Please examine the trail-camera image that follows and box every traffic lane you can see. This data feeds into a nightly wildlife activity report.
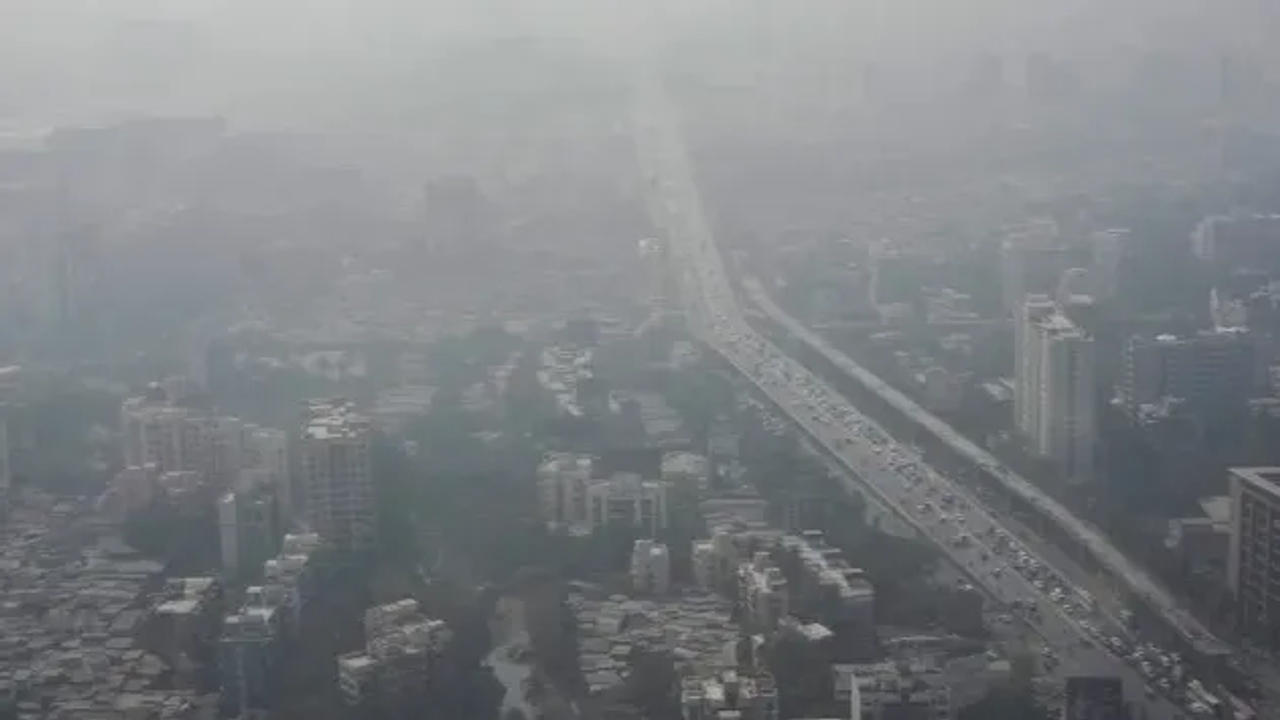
[654,169,1189,720]
[751,368,1184,719]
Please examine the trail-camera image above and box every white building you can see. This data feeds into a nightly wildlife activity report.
[299,399,375,554]
[630,539,671,595]
[1014,294,1096,484]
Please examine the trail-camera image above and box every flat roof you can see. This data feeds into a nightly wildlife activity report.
[1232,467,1280,501]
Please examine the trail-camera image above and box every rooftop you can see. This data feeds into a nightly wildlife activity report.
[303,398,370,440]
[1231,467,1280,501]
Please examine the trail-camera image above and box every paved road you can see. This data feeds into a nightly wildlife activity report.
[744,275,1228,662]
[632,73,1200,720]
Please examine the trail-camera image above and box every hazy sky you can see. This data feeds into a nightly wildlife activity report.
[1,0,1277,131]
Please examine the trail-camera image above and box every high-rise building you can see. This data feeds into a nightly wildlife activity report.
[1228,467,1280,649]
[776,532,875,658]
[1014,294,1055,439]
[1090,229,1132,302]
[299,399,375,555]
[586,473,669,537]
[1064,676,1128,720]
[218,489,277,577]
[1015,295,1096,483]
[1117,330,1259,421]
[219,604,284,718]
[337,599,452,711]
[1193,213,1280,274]
[999,221,1088,315]
[737,551,789,633]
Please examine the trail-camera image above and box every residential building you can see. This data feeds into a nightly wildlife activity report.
[694,522,770,593]
[241,425,291,522]
[337,599,452,711]
[1090,229,1132,302]
[1227,467,1280,648]
[586,472,669,536]
[1192,213,1280,273]
[834,661,951,720]
[218,489,278,577]
[219,604,284,718]
[537,452,594,528]
[776,532,875,659]
[1117,330,1260,422]
[262,532,324,629]
[662,451,710,492]
[681,671,779,720]
[737,552,789,633]
[1064,676,1128,720]
[299,399,375,554]
[999,221,1087,314]
[631,539,671,595]
[148,577,224,680]
[1014,295,1096,484]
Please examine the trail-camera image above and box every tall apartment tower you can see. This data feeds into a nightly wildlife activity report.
[1015,295,1096,484]
[299,400,375,555]
[1228,467,1280,649]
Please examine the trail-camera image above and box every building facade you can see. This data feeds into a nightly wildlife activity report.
[1117,330,1259,421]
[1015,295,1096,484]
[1228,467,1280,649]
[299,399,375,555]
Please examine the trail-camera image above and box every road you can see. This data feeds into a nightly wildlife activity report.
[744,275,1227,663]
[632,72,1214,720]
